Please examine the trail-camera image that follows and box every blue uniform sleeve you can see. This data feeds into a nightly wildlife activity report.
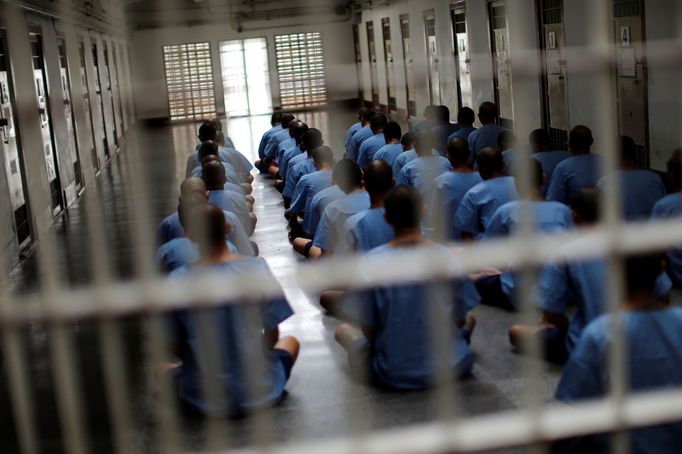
[546,165,567,203]
[357,142,369,168]
[536,261,571,314]
[313,208,334,251]
[340,290,377,327]
[453,192,480,238]
[485,206,509,239]
[265,135,279,159]
[396,167,410,187]
[453,278,480,322]
[224,211,255,256]
[186,154,199,178]
[289,179,310,214]
[555,326,605,402]
[283,163,299,198]
[258,132,271,160]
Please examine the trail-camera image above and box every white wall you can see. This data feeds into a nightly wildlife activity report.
[130,20,358,120]
[353,0,679,169]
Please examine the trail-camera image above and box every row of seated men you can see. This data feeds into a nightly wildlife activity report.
[153,110,681,453]
[254,104,682,452]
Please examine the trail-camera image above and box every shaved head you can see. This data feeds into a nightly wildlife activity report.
[569,125,594,152]
[364,160,393,195]
[180,177,208,201]
[476,147,505,179]
[478,102,498,124]
[202,160,227,189]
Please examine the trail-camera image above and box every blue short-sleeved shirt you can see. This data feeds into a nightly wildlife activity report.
[537,237,672,352]
[279,145,301,181]
[290,170,333,214]
[276,138,295,164]
[429,172,484,240]
[157,238,238,273]
[157,211,254,256]
[220,147,253,178]
[556,307,682,454]
[208,190,252,232]
[258,124,282,159]
[344,208,395,253]
[448,126,477,143]
[192,162,243,184]
[651,193,682,284]
[345,121,363,151]
[357,134,388,169]
[432,124,460,153]
[454,176,518,239]
[546,153,602,204]
[502,148,515,175]
[186,148,236,178]
[169,258,293,415]
[313,192,370,252]
[265,128,292,159]
[374,144,404,168]
[347,126,374,162]
[304,185,345,237]
[392,149,417,177]
[396,156,453,195]
[486,200,574,238]
[342,244,479,390]
[530,151,573,196]
[597,170,666,221]
[467,124,505,155]
[284,157,315,199]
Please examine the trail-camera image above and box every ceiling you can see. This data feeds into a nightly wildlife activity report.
[124,0,352,30]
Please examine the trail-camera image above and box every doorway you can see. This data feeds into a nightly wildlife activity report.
[219,38,272,117]
[30,31,63,214]
[400,15,417,118]
[381,18,397,114]
[57,38,83,191]
[92,42,110,159]
[613,0,649,167]
[366,22,380,110]
[538,0,570,150]
[0,30,31,245]
[78,41,99,172]
[424,11,441,105]
[488,1,514,130]
[451,3,473,110]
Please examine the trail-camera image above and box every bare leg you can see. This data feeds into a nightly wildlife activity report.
[274,336,300,363]
[240,183,253,194]
[320,290,345,315]
[293,238,311,256]
[308,245,322,260]
[508,324,543,351]
[248,213,257,235]
[334,324,364,352]
[245,195,255,205]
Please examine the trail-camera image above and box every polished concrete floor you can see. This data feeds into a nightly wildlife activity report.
[1,109,564,453]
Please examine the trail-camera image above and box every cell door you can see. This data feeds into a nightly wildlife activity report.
[614,0,649,167]
[451,5,473,110]
[112,45,126,137]
[382,18,397,113]
[0,31,31,244]
[400,16,417,118]
[366,22,380,109]
[538,0,570,150]
[353,24,364,101]
[79,42,99,172]
[424,11,441,105]
[30,33,63,213]
[103,43,119,147]
[92,43,109,159]
[488,2,514,129]
[57,38,83,190]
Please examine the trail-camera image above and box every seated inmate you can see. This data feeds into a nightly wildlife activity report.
[167,205,299,417]
[553,252,682,454]
[334,186,479,390]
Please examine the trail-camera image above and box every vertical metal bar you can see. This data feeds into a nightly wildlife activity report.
[587,1,629,452]
[506,2,545,453]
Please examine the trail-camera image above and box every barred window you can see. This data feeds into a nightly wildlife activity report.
[274,32,327,109]
[162,42,216,121]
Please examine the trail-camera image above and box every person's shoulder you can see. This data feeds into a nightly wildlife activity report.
[544,200,572,213]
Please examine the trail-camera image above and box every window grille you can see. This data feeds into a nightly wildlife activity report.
[162,42,216,121]
[274,32,327,110]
